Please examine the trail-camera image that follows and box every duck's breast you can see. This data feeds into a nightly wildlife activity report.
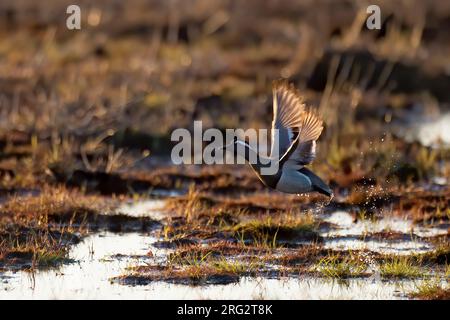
[275,169,312,194]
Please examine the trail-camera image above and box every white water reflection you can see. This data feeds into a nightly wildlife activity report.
[322,211,448,238]
[0,207,446,299]
[323,238,433,255]
[0,232,157,299]
[321,211,445,255]
[117,199,167,219]
[395,111,450,148]
[0,231,428,300]
[415,113,450,148]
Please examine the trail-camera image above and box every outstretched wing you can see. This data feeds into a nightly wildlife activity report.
[270,80,305,159]
[282,109,323,168]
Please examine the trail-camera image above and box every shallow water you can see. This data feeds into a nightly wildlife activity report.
[321,211,445,255]
[323,238,433,255]
[394,111,450,148]
[117,199,167,219]
[0,201,446,299]
[322,211,447,237]
[0,232,155,299]
[0,231,428,300]
[415,113,450,148]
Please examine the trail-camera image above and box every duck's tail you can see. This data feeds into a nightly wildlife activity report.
[298,167,333,198]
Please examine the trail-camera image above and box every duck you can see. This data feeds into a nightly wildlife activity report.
[221,80,333,198]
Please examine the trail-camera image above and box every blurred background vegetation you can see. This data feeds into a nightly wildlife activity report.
[0,0,449,189]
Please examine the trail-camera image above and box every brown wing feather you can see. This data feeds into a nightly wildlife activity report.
[297,110,323,143]
[273,80,324,165]
[272,79,305,130]
[279,107,324,166]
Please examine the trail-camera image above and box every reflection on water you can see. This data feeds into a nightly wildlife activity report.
[0,232,156,299]
[117,199,167,219]
[0,231,434,300]
[415,113,450,148]
[321,211,445,255]
[322,211,447,237]
[0,204,446,299]
[395,112,450,148]
[323,238,433,255]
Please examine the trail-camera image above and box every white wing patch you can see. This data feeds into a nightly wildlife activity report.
[270,80,305,158]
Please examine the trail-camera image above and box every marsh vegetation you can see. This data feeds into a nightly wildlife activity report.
[0,0,449,299]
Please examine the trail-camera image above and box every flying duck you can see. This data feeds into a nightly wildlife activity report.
[221,80,333,198]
